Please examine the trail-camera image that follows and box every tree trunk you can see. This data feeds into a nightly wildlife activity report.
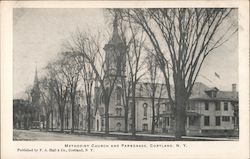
[131,83,136,137]
[51,109,53,132]
[66,110,69,130]
[71,95,75,133]
[124,100,129,133]
[46,114,50,132]
[151,99,155,134]
[174,76,187,139]
[60,115,64,133]
[104,99,110,135]
[60,111,64,132]
[87,100,91,133]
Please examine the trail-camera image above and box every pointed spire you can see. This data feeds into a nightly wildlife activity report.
[110,12,122,44]
[31,62,40,105]
[112,13,118,37]
[34,62,38,85]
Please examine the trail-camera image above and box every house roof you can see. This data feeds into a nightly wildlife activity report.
[190,82,238,101]
[134,82,238,102]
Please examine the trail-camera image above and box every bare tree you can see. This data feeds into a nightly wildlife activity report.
[120,67,131,133]
[119,8,237,138]
[65,104,70,130]
[113,9,148,136]
[39,76,54,132]
[74,53,94,133]
[59,52,82,133]
[64,28,121,135]
[46,60,69,133]
[143,51,164,134]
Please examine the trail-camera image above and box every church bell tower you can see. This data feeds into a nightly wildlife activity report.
[103,13,126,131]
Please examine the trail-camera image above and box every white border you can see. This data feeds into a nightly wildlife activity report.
[1,1,249,159]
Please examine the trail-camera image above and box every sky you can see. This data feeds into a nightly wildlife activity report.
[13,8,238,99]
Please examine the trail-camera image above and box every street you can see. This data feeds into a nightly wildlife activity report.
[13,129,238,141]
[13,129,117,141]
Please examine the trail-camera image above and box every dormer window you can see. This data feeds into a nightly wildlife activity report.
[205,87,219,98]
[211,91,216,98]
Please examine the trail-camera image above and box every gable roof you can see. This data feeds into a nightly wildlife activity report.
[190,82,238,101]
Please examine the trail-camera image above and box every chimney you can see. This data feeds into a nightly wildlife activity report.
[232,84,237,98]
[232,84,237,92]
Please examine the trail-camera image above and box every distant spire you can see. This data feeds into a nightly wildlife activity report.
[31,62,40,106]
[34,62,39,87]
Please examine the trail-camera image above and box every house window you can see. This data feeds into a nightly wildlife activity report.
[129,124,132,131]
[142,124,148,131]
[224,102,228,111]
[215,102,221,111]
[156,103,160,115]
[222,116,230,122]
[166,117,169,126]
[163,117,170,126]
[116,87,122,105]
[143,103,148,117]
[204,116,210,126]
[205,102,209,110]
[215,116,221,126]
[191,105,195,110]
[189,116,197,126]
[159,118,162,127]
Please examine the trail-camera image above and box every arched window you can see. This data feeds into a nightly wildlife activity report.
[116,87,122,105]
[116,108,122,116]
[143,103,148,117]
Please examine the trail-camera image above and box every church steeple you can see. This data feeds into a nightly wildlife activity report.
[34,64,39,87]
[31,64,41,122]
[108,12,123,45]
[31,64,40,105]
[104,13,126,77]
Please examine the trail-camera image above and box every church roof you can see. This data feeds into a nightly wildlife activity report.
[133,82,173,99]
